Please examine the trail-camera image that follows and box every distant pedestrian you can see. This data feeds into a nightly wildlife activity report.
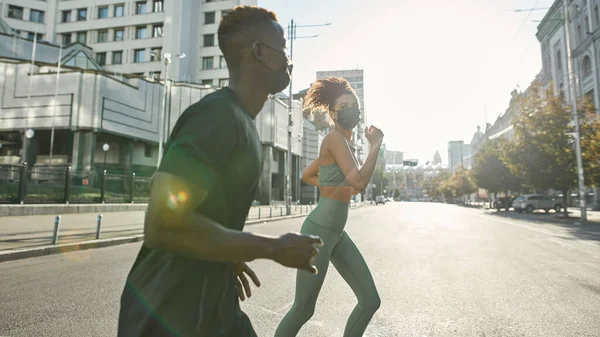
[117,6,322,337]
[275,77,384,337]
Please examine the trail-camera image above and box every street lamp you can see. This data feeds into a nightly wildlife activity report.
[22,128,35,164]
[102,143,109,173]
[154,52,186,167]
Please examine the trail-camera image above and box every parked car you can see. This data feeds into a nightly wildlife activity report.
[375,195,386,205]
[512,194,562,213]
[493,197,514,211]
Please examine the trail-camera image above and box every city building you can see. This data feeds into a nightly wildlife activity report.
[0,0,254,84]
[316,69,367,162]
[0,29,306,205]
[300,120,325,204]
[432,151,442,166]
[447,140,471,172]
[384,150,404,170]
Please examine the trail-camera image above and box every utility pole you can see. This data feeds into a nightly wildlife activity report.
[285,20,330,215]
[563,0,588,222]
[286,20,296,216]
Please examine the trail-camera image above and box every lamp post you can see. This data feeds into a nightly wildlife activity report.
[23,128,35,164]
[102,143,109,173]
[154,52,186,167]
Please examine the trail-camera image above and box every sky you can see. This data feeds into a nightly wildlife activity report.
[258,0,556,165]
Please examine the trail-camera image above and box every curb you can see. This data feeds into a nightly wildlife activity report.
[0,235,144,263]
[0,204,373,263]
[0,215,309,264]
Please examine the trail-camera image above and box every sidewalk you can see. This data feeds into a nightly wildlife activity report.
[0,202,372,253]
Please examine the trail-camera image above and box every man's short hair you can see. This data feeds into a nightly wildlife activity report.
[218,6,279,69]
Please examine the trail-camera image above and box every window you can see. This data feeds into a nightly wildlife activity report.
[8,5,23,20]
[98,6,108,19]
[76,31,86,43]
[96,52,107,66]
[114,4,124,17]
[61,10,71,23]
[205,12,216,24]
[219,55,226,68]
[30,10,45,23]
[114,28,124,41]
[27,32,43,41]
[583,56,592,77]
[202,57,214,70]
[150,47,162,61]
[135,1,147,15]
[77,8,87,21]
[97,30,108,43]
[134,49,145,63]
[153,0,164,13]
[152,24,163,37]
[202,79,213,85]
[585,16,590,33]
[112,51,123,64]
[578,25,582,42]
[62,33,72,45]
[136,26,147,39]
[596,6,599,26]
[219,78,229,87]
[144,144,153,158]
[203,34,215,47]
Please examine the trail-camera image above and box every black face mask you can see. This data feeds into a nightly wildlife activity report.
[257,43,293,94]
[335,106,361,130]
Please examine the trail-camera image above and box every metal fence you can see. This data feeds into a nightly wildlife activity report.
[0,164,153,204]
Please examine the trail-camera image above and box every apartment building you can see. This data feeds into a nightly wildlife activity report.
[0,0,255,84]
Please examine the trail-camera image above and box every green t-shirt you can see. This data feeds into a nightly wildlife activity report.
[157,87,263,231]
[119,88,263,335]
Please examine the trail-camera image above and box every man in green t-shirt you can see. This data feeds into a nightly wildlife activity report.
[118,6,323,337]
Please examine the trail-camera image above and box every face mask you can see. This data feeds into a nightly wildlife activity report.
[266,61,292,94]
[335,106,361,130]
[257,43,293,94]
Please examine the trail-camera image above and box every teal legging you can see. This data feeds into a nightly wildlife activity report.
[274,197,381,337]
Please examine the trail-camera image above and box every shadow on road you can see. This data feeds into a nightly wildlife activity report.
[482,208,600,244]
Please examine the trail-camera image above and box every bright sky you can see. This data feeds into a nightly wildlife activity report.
[259,0,555,165]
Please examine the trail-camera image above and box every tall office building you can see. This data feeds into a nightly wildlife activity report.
[316,69,366,161]
[0,0,255,84]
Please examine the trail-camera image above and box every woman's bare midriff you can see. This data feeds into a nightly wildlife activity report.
[319,186,353,203]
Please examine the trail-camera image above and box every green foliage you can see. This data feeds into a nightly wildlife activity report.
[471,138,521,193]
[503,83,577,191]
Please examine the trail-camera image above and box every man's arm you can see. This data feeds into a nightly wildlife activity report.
[144,172,278,262]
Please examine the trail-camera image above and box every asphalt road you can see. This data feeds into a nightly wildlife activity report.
[1,202,599,337]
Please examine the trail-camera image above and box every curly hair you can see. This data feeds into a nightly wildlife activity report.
[304,77,357,113]
[218,6,279,69]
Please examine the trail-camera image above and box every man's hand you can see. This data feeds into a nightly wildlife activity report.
[232,262,260,301]
[272,233,323,274]
[352,188,359,196]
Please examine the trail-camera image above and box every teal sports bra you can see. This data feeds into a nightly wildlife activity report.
[319,164,351,187]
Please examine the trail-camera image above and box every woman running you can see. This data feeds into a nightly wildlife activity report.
[274,77,384,337]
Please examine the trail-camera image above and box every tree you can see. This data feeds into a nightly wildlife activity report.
[439,169,476,203]
[579,96,600,187]
[424,169,451,201]
[503,83,576,217]
[471,138,521,197]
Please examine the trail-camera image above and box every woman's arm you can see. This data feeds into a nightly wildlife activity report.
[302,159,319,187]
[328,127,383,191]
